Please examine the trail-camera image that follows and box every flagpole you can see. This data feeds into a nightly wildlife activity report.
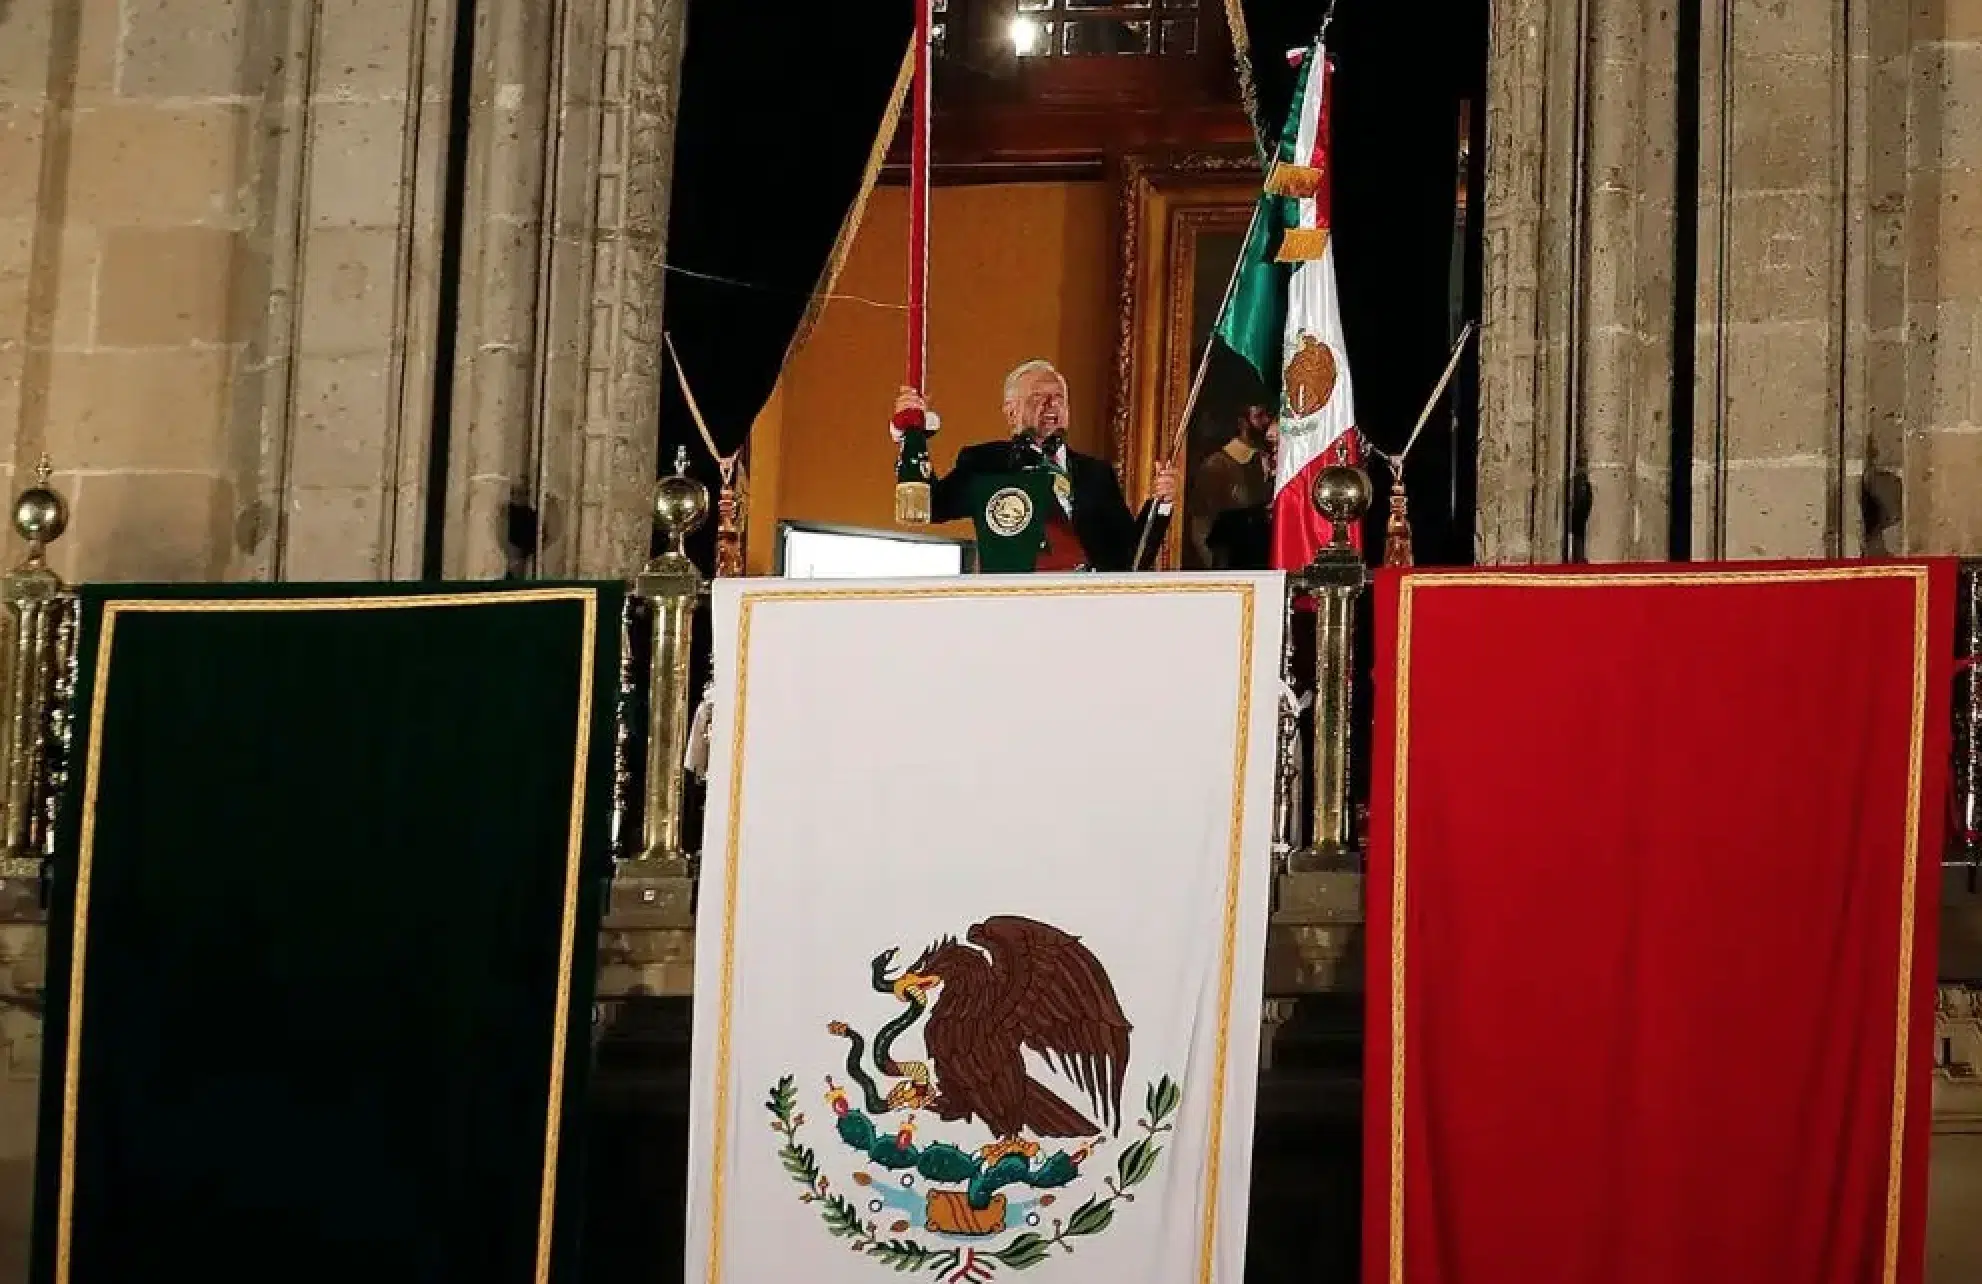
[1130,200,1263,571]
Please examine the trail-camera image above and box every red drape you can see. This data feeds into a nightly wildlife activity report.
[1365,562,1955,1284]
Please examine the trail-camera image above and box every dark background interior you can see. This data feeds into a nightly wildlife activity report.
[655,0,1486,569]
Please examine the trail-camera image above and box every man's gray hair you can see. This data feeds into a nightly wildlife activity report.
[1002,359,1062,403]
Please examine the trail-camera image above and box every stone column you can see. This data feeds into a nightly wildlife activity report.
[1689,0,1855,559]
[441,0,686,580]
[257,0,459,580]
[1577,0,1681,561]
[1899,1,1982,556]
[1686,0,1982,560]
[1484,0,1982,562]
[1477,0,1681,564]
[545,0,687,579]
[1476,0,1581,565]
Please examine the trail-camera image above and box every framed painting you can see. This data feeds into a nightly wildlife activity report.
[1109,149,1273,570]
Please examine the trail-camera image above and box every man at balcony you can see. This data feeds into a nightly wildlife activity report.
[891,359,1175,572]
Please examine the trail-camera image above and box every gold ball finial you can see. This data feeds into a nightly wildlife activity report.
[14,455,68,556]
[652,445,711,549]
[1310,464,1373,528]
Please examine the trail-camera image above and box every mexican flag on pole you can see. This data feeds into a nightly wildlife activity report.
[1212,40,1362,568]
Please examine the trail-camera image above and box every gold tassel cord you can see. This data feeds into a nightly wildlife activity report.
[1383,476,1413,568]
[1275,226,1330,263]
[1221,0,1262,148]
[1264,162,1323,200]
[715,463,748,578]
[895,482,931,526]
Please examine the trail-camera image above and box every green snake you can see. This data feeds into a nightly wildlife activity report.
[828,949,931,1115]
[826,952,1085,1213]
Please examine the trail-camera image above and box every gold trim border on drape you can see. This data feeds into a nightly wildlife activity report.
[1383,566,1933,1284]
[700,580,1264,1284]
[54,589,601,1284]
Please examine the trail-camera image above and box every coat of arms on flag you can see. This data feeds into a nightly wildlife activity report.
[688,576,1284,1284]
[764,916,1181,1276]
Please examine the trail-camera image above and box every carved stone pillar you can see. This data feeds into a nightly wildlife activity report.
[554,0,687,578]
[1687,0,1982,560]
[1896,1,1982,557]
[1689,0,1857,559]
[1477,0,1680,564]
[442,0,686,579]
[255,0,460,580]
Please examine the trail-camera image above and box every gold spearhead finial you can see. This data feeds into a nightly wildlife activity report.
[34,455,50,488]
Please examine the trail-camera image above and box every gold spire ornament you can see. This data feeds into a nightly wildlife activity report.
[0,455,71,874]
[14,455,65,570]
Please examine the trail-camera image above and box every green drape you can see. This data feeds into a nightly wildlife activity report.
[31,583,623,1284]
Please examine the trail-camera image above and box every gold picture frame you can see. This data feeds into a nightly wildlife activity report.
[1110,149,1269,570]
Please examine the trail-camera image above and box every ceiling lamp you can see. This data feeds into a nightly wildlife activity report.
[1010,16,1043,56]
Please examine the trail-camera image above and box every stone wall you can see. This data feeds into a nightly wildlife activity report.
[0,0,682,585]
[1480,0,1982,561]
[2,0,260,582]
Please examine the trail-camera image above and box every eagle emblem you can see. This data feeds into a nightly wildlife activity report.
[984,487,1035,538]
[1283,332,1338,420]
[769,915,1182,1277]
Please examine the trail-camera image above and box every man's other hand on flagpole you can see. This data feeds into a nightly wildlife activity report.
[1152,461,1179,507]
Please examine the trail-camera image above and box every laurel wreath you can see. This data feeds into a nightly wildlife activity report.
[766,1073,1181,1276]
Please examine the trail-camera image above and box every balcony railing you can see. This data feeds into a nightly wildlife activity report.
[0,467,1975,931]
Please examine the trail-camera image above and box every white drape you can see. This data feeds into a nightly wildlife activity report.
[686,574,1285,1284]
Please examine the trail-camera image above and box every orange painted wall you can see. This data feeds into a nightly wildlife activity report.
[762,182,1117,546]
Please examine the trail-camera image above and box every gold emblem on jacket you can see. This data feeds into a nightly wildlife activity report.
[984,487,1035,537]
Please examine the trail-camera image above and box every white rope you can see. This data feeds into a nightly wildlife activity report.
[664,330,739,484]
[1366,321,1475,478]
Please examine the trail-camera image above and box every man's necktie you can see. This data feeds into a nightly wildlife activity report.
[1021,435,1072,509]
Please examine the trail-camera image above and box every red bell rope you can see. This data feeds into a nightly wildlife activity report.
[891,0,937,524]
[906,0,934,400]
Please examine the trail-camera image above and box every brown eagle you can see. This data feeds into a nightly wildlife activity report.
[889,915,1132,1153]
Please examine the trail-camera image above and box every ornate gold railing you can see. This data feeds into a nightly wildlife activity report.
[631,450,709,872]
[0,464,1971,992]
[0,461,76,886]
